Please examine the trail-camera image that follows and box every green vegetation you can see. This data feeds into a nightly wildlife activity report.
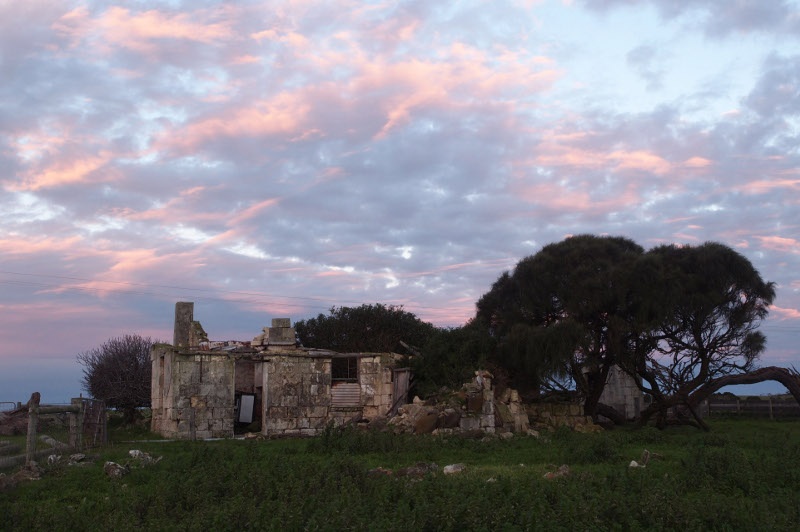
[476,235,778,426]
[3,420,800,530]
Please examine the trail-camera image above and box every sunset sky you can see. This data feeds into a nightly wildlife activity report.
[1,0,798,403]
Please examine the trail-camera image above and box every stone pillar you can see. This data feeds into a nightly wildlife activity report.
[174,302,194,348]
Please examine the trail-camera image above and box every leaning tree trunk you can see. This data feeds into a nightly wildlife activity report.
[595,402,626,425]
[688,366,800,409]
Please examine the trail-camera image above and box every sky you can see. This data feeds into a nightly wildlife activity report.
[1,0,799,404]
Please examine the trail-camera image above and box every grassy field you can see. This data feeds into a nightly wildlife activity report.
[2,419,800,530]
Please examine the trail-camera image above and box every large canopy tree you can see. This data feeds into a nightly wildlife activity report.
[476,234,644,416]
[624,242,776,428]
[295,303,436,353]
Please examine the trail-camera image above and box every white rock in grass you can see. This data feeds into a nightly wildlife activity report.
[443,463,466,475]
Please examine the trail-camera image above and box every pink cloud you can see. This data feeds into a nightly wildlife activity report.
[770,306,800,320]
[54,6,235,55]
[227,198,281,226]
[232,54,260,65]
[608,150,671,175]
[738,178,800,195]
[0,235,85,256]
[15,151,113,191]
[682,156,713,168]
[160,92,310,153]
[756,236,800,254]
[534,134,672,175]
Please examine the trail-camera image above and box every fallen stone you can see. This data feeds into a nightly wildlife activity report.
[396,462,438,479]
[629,449,650,468]
[129,450,161,465]
[439,408,461,429]
[367,467,393,477]
[543,464,570,479]
[104,461,129,478]
[414,411,439,434]
[443,463,466,475]
[39,434,68,449]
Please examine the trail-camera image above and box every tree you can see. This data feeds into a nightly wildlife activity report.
[411,318,495,398]
[77,334,154,422]
[476,234,644,415]
[295,304,436,353]
[627,242,776,428]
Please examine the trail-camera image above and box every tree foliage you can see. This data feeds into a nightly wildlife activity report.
[411,318,495,397]
[295,304,437,353]
[627,242,776,427]
[475,235,776,426]
[476,234,644,413]
[77,334,154,421]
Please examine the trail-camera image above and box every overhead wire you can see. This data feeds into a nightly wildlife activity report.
[0,270,476,316]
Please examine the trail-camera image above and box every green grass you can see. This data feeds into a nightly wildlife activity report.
[2,420,800,531]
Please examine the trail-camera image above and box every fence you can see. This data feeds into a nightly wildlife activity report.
[705,398,800,419]
[0,393,107,470]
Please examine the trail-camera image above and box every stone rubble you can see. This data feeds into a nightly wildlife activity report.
[386,371,602,437]
[443,463,466,475]
[103,461,129,478]
[543,464,570,479]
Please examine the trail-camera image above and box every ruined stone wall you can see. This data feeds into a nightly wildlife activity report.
[599,365,643,420]
[526,403,600,432]
[262,353,398,436]
[458,371,496,433]
[263,355,332,436]
[150,346,235,439]
[358,355,396,419]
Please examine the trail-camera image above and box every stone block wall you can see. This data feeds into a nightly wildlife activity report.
[599,365,643,420]
[526,403,600,432]
[263,355,333,436]
[358,355,395,419]
[263,353,399,436]
[458,370,496,433]
[151,346,235,439]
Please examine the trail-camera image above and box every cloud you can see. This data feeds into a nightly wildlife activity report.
[581,0,800,37]
[0,0,798,400]
[756,236,800,254]
[53,5,236,56]
[626,44,665,91]
[770,306,800,320]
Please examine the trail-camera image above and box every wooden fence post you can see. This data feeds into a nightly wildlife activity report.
[25,392,41,465]
[68,411,78,448]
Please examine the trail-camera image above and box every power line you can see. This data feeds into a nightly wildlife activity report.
[0,270,476,315]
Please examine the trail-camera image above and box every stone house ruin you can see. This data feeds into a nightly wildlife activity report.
[598,365,645,420]
[150,302,411,439]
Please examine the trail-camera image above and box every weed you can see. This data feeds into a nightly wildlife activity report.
[2,420,800,530]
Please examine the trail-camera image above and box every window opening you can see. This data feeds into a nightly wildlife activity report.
[332,357,358,382]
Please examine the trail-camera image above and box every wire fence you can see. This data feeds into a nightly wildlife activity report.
[0,395,107,470]
[706,399,800,419]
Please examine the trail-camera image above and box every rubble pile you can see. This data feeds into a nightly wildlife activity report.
[384,371,601,437]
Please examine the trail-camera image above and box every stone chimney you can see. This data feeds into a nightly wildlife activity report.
[174,302,194,348]
[268,318,295,345]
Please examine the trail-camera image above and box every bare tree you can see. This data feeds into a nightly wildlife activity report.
[77,334,154,422]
